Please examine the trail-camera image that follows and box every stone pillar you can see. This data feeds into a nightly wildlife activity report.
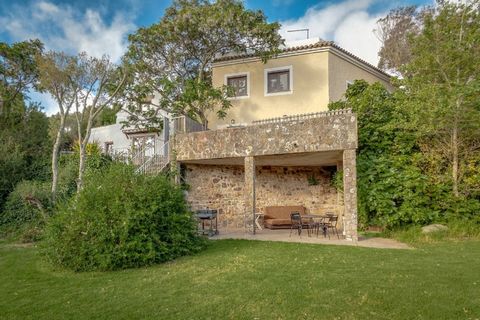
[244,156,256,234]
[343,149,358,241]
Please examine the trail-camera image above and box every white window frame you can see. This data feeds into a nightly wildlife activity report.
[346,80,354,90]
[264,65,293,97]
[224,72,250,100]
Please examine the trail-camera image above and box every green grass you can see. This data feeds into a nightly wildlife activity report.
[1,240,480,320]
[384,220,480,245]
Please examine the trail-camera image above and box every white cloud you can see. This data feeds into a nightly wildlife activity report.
[1,1,136,113]
[279,0,386,66]
[1,1,135,62]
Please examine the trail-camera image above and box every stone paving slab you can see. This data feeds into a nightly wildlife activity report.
[210,229,410,249]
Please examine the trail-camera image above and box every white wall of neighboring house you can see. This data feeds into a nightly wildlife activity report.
[89,110,170,157]
[90,123,130,150]
[89,106,203,160]
[89,110,131,152]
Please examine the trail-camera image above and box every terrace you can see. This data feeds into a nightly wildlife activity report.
[172,109,359,241]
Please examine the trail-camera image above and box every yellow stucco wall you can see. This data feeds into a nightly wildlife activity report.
[209,48,391,129]
[328,52,392,102]
[210,51,330,128]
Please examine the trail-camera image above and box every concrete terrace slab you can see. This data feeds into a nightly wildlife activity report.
[210,229,410,249]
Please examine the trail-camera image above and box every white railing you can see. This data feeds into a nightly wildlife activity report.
[251,109,352,125]
[135,141,170,175]
[106,115,202,175]
[131,143,152,166]
[108,141,170,175]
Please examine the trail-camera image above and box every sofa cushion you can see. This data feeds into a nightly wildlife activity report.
[264,218,291,226]
[264,206,305,220]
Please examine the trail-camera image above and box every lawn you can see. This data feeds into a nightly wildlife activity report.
[1,240,479,320]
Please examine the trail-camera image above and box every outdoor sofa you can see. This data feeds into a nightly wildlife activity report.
[263,205,306,229]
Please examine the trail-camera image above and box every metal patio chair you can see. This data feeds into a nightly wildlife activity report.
[290,212,315,237]
[324,215,340,239]
[290,212,304,237]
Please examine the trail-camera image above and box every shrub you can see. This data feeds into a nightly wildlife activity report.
[331,170,343,191]
[1,180,52,228]
[55,151,113,202]
[0,150,114,242]
[43,163,205,271]
[0,180,53,241]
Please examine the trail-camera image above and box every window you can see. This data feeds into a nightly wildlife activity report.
[346,80,354,89]
[104,141,113,155]
[225,73,249,98]
[264,66,293,96]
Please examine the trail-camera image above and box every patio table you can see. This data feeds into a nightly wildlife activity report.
[301,214,328,237]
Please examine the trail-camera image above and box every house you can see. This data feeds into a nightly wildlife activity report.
[92,38,390,241]
[208,38,391,129]
[172,38,391,241]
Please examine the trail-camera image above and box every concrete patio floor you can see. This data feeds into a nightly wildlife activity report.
[210,229,410,249]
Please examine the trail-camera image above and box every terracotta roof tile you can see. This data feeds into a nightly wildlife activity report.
[213,40,390,78]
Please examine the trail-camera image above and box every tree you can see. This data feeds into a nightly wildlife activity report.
[37,52,79,202]
[374,6,422,73]
[400,0,480,198]
[47,105,119,155]
[329,81,433,228]
[0,100,51,209]
[0,40,50,210]
[71,53,126,191]
[0,39,43,114]
[38,51,127,194]
[125,0,283,128]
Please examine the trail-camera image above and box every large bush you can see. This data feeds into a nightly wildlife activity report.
[1,180,52,225]
[0,180,52,241]
[43,164,205,271]
[0,149,113,242]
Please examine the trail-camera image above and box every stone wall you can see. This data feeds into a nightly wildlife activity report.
[185,164,245,229]
[174,110,357,162]
[184,164,343,231]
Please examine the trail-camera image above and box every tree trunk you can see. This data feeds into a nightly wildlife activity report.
[51,115,65,203]
[76,143,86,193]
[76,117,94,193]
[452,99,460,197]
[452,13,464,199]
[452,126,459,197]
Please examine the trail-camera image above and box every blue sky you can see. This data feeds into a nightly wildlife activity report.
[0,0,430,113]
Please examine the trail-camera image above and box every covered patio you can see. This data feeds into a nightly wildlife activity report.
[172,109,359,241]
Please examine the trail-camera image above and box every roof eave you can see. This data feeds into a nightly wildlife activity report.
[212,45,391,82]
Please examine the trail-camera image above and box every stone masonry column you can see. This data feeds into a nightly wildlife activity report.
[343,149,358,241]
[244,156,256,234]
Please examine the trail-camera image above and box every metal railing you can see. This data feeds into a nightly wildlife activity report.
[251,109,352,125]
[107,141,170,175]
[172,116,205,134]
[135,141,170,175]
